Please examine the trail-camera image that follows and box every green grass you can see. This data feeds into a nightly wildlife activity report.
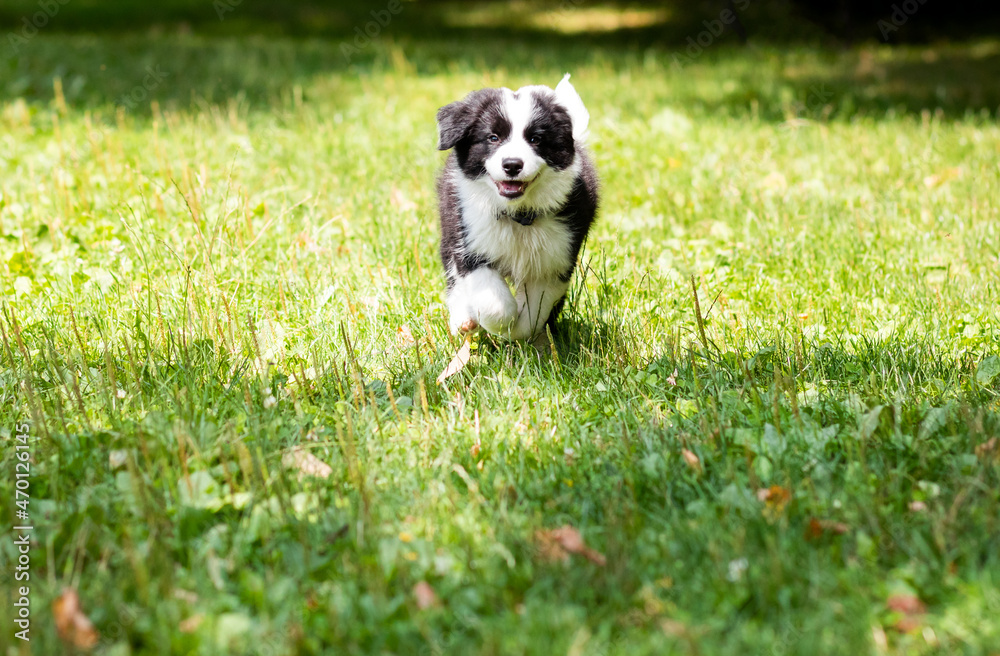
[1,4,1000,654]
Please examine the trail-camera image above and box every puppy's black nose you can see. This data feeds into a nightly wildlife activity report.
[502,158,523,177]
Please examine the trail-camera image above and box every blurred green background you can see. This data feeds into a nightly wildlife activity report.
[3,0,999,117]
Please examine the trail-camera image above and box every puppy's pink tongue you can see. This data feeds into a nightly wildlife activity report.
[499,181,525,194]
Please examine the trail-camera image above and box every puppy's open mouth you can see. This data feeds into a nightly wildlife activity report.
[495,179,530,199]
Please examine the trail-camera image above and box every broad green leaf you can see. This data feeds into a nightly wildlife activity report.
[858,405,885,440]
[976,356,1000,386]
[918,405,952,441]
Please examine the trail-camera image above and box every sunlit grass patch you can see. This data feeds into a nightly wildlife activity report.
[441,2,671,34]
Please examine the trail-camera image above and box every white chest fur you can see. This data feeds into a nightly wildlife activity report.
[465,209,572,285]
[452,166,578,285]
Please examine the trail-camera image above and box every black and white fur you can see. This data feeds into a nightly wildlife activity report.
[436,74,598,341]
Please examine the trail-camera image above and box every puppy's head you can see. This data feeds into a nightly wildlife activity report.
[437,74,589,209]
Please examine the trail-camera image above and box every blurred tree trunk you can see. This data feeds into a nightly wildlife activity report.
[726,0,748,43]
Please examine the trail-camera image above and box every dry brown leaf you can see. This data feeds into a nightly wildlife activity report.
[53,588,99,649]
[887,593,926,633]
[413,581,438,610]
[390,186,418,211]
[535,525,607,566]
[436,334,473,384]
[660,619,690,638]
[805,518,824,540]
[757,485,792,520]
[681,449,702,473]
[923,167,962,189]
[536,530,571,564]
[178,614,203,633]
[975,437,998,461]
[757,485,791,507]
[282,447,333,480]
[887,594,926,616]
[172,588,198,604]
[396,325,417,349]
[805,517,850,541]
[894,616,923,633]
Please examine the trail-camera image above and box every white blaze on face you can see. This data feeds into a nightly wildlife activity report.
[484,88,546,183]
[458,76,585,219]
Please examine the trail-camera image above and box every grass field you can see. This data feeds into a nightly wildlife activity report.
[1,2,1000,654]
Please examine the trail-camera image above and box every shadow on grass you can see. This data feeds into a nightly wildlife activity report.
[641,332,996,410]
[2,0,999,119]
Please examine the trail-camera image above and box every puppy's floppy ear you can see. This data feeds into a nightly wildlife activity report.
[436,99,474,151]
[554,74,590,142]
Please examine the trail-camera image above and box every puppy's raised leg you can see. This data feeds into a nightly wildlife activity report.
[510,279,570,341]
[447,267,518,335]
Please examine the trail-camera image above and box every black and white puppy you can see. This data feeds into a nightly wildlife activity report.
[436,74,598,341]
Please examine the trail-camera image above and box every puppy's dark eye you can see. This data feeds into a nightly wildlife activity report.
[529,135,541,145]
[488,134,500,143]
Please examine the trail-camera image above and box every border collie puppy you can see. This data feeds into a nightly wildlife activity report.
[436,74,598,341]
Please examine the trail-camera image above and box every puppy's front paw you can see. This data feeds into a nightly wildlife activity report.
[446,268,517,337]
[472,289,517,336]
[448,310,475,335]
